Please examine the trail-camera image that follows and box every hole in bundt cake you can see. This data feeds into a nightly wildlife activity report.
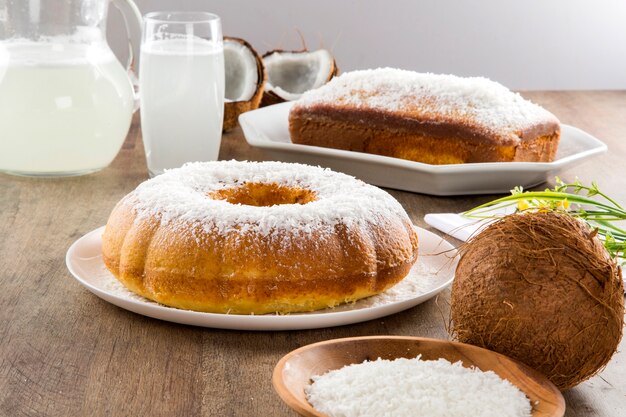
[209,182,317,206]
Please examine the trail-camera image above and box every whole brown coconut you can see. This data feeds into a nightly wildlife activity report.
[450,211,624,391]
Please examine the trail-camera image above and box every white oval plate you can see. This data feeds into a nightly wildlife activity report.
[66,226,457,331]
[239,102,607,196]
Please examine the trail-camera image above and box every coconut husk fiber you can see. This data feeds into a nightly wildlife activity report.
[450,211,624,391]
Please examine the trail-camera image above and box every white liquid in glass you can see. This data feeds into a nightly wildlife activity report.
[0,42,135,175]
[139,38,225,176]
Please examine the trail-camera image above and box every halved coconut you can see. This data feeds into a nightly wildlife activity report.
[261,49,337,106]
[223,37,265,131]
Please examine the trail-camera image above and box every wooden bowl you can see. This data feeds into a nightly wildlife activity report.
[273,336,565,417]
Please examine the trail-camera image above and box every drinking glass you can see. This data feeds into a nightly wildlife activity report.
[139,12,224,177]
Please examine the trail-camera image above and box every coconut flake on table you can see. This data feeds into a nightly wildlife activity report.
[306,356,533,417]
[293,68,558,143]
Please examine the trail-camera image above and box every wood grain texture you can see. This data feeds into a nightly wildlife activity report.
[1,92,625,417]
[273,336,565,417]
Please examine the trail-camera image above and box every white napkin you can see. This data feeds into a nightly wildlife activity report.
[423,213,484,242]
[424,205,516,242]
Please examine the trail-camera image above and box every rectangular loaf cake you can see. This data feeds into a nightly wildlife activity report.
[288,69,561,164]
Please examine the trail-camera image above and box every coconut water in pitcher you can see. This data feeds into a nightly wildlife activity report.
[0,0,142,176]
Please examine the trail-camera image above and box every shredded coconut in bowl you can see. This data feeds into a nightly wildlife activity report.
[306,356,532,417]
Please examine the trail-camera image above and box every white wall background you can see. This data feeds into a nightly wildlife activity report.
[108,0,626,90]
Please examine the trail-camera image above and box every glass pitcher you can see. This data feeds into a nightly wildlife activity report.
[0,0,141,176]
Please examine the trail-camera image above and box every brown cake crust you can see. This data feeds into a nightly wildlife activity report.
[102,200,418,314]
[101,161,419,315]
[288,69,561,164]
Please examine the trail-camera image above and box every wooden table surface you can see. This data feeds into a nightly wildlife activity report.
[1,91,625,417]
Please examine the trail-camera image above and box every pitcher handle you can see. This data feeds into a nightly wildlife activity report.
[111,0,142,111]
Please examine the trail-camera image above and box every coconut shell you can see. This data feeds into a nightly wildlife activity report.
[450,212,624,391]
[223,37,265,132]
[260,49,338,107]
[259,89,285,108]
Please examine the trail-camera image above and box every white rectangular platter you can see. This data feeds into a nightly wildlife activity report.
[239,102,607,196]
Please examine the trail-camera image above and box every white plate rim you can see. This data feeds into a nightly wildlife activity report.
[66,226,457,331]
[239,102,607,174]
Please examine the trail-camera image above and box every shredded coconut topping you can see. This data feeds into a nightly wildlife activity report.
[130,160,410,237]
[294,68,559,143]
[306,356,533,417]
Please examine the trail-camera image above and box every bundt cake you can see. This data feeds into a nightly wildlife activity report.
[101,160,418,314]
